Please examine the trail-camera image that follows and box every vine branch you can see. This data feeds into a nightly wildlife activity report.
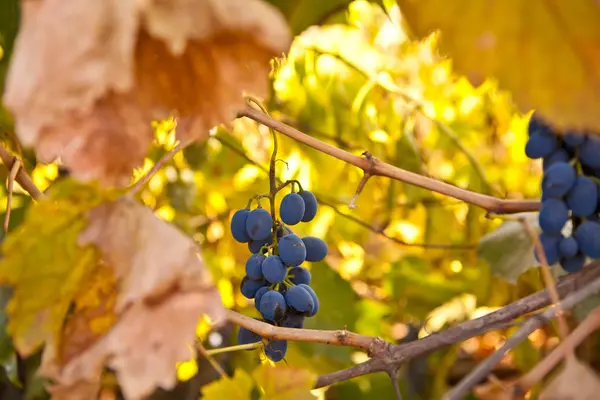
[238,107,540,214]
[0,145,44,201]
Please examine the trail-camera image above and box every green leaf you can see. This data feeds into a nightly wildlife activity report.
[266,0,385,35]
[477,212,539,284]
[396,0,600,132]
[201,369,254,400]
[253,365,317,400]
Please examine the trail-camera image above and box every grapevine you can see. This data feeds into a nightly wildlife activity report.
[526,112,600,273]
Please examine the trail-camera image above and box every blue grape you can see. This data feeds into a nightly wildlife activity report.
[265,340,287,361]
[299,191,318,222]
[246,208,272,240]
[560,254,586,273]
[525,128,557,159]
[231,209,250,243]
[538,198,569,234]
[574,221,600,258]
[284,285,314,315]
[259,290,287,321]
[527,113,550,136]
[254,286,269,311]
[248,234,272,254]
[541,162,576,198]
[288,266,311,285]
[278,234,307,266]
[280,193,305,225]
[302,236,328,262]
[536,233,561,265]
[240,276,267,299]
[559,236,579,258]
[238,326,261,345]
[261,256,287,284]
[543,149,570,171]
[563,131,586,147]
[579,137,600,169]
[280,312,305,328]
[297,284,319,316]
[566,176,598,217]
[245,254,266,280]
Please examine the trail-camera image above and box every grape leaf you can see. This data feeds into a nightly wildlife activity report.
[0,180,110,355]
[40,197,225,400]
[266,0,385,35]
[3,0,291,186]
[202,369,253,400]
[540,357,600,400]
[252,365,317,400]
[396,0,600,133]
[477,212,539,284]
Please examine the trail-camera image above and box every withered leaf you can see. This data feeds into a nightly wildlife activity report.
[540,357,600,400]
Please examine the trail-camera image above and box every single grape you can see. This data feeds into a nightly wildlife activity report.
[261,255,287,284]
[265,340,288,362]
[280,312,305,329]
[248,234,272,254]
[284,285,314,315]
[574,221,600,258]
[536,233,561,265]
[302,236,328,262]
[299,191,318,222]
[245,254,266,280]
[542,149,570,171]
[560,254,586,273]
[525,132,557,159]
[280,193,306,225]
[527,113,550,136]
[538,198,569,234]
[541,162,576,198]
[240,276,267,299]
[259,290,287,321]
[278,234,307,266]
[566,176,598,217]
[254,286,269,311]
[579,137,600,169]
[563,131,586,148]
[231,209,251,243]
[297,284,319,316]
[237,326,261,345]
[559,236,579,258]
[288,266,311,285]
[246,208,273,240]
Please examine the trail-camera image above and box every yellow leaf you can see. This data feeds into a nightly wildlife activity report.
[202,369,254,399]
[397,0,600,132]
[0,180,109,356]
[253,365,317,400]
[40,198,225,400]
[3,0,291,186]
[540,357,600,400]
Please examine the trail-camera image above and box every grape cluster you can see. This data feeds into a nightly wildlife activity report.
[525,113,600,273]
[230,189,327,361]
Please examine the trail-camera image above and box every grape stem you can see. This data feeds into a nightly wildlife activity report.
[246,96,281,253]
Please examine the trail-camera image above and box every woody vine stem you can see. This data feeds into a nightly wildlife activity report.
[1,102,599,398]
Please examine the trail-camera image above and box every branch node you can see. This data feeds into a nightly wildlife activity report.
[349,151,376,209]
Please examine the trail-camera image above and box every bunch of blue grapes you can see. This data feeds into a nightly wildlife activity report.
[230,188,327,361]
[526,112,600,273]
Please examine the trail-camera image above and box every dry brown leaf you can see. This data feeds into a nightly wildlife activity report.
[40,198,224,400]
[540,357,600,400]
[3,0,291,186]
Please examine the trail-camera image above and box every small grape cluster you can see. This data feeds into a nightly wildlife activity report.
[230,188,327,361]
[525,112,600,273]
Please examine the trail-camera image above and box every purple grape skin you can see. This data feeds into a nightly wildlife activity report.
[299,191,318,222]
[240,276,267,299]
[297,284,319,316]
[302,236,328,262]
[541,162,576,198]
[231,209,251,243]
[245,254,266,280]
[535,233,561,265]
[284,285,314,315]
[261,255,287,284]
[265,340,288,361]
[278,234,307,266]
[574,221,600,258]
[288,266,311,285]
[560,254,586,274]
[245,208,273,240]
[259,290,287,322]
[538,198,569,235]
[280,193,306,225]
[559,237,578,258]
[566,176,598,217]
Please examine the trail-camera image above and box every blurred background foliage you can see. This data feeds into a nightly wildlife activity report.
[0,1,591,399]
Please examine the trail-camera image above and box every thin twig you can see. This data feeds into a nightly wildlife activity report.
[388,368,403,400]
[196,341,228,379]
[0,144,44,200]
[238,107,540,214]
[517,306,600,393]
[5,159,20,232]
[205,341,264,356]
[127,141,189,196]
[443,273,600,400]
[520,218,573,359]
[348,151,375,209]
